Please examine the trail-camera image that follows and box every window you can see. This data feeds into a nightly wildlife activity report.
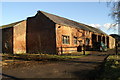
[86,38,90,45]
[74,37,77,44]
[62,35,70,44]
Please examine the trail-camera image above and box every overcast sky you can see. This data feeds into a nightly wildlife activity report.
[1,2,118,35]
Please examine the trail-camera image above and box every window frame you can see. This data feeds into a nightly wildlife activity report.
[73,37,78,44]
[62,35,70,44]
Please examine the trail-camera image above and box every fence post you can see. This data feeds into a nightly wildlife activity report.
[83,44,86,55]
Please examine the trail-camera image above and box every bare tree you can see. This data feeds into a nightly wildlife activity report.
[108,0,120,35]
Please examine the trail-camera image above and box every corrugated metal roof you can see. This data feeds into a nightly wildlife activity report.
[40,11,107,35]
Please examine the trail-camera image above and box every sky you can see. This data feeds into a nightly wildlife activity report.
[1,2,118,35]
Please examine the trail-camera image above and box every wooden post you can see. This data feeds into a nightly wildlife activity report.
[83,44,86,55]
[61,46,63,55]
[83,31,86,55]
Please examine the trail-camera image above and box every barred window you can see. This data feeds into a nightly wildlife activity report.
[62,35,70,44]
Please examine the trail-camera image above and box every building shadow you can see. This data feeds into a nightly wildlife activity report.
[1,73,20,80]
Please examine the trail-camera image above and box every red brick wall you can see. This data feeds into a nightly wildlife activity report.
[26,12,56,54]
[0,29,2,53]
[55,23,115,54]
[109,36,115,49]
[2,27,13,53]
[13,20,26,54]
[56,24,86,54]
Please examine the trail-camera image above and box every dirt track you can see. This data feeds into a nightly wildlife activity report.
[1,49,115,79]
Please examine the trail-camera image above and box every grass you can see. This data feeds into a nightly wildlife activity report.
[97,55,120,80]
[2,52,90,61]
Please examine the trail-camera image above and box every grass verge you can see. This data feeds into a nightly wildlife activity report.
[97,55,120,80]
[2,52,89,62]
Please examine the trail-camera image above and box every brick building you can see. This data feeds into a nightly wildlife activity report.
[1,20,26,54]
[1,11,116,54]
